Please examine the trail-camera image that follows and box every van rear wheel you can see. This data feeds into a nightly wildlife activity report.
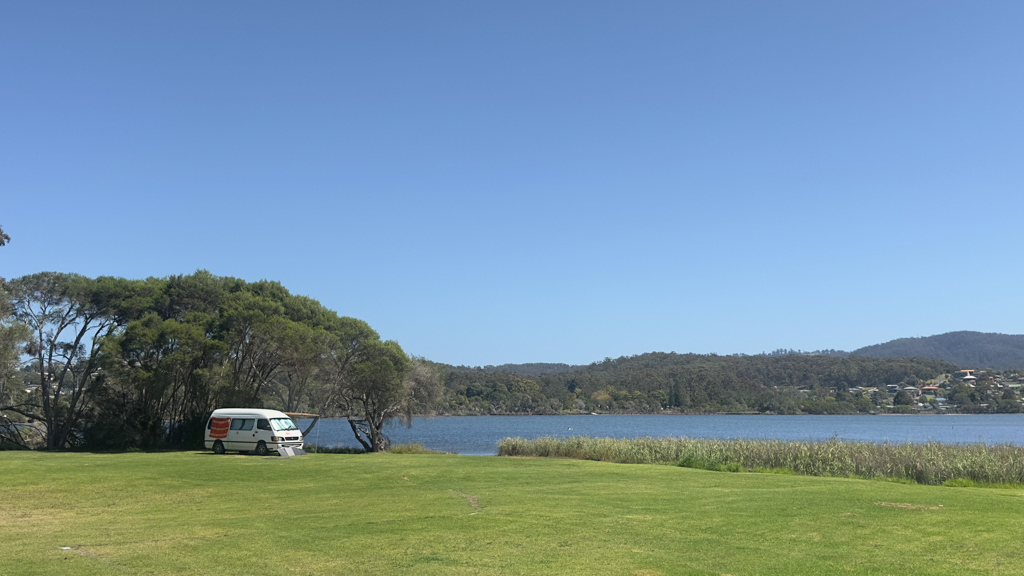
[254,441,269,456]
[213,440,225,454]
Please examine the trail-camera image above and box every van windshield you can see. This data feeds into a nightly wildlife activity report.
[270,418,298,432]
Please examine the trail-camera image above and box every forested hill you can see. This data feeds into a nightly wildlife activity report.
[851,331,1024,370]
[437,353,957,416]
[485,363,578,376]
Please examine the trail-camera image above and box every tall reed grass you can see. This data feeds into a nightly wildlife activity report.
[497,436,1024,486]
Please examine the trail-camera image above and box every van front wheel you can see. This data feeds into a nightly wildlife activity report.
[254,441,269,456]
[213,440,225,454]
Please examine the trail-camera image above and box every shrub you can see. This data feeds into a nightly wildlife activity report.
[387,443,448,455]
[0,440,31,451]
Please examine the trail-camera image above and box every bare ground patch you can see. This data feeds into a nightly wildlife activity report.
[0,510,63,527]
[874,502,944,510]
[60,546,107,562]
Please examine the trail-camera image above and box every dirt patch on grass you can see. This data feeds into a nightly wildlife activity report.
[874,502,943,510]
[0,510,61,526]
[60,546,107,561]
[460,493,479,508]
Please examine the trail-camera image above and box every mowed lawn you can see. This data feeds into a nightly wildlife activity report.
[2,452,1024,575]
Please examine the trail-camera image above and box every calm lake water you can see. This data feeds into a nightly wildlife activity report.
[297,414,1024,456]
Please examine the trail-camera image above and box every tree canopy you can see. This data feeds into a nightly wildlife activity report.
[0,271,440,451]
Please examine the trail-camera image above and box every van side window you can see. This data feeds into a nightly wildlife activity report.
[230,419,255,431]
[257,419,271,431]
[207,418,213,430]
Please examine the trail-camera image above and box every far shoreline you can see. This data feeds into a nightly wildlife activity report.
[321,411,1020,419]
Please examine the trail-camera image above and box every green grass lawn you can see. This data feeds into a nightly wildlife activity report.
[2,451,1023,575]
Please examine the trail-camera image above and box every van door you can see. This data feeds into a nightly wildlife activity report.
[226,417,256,451]
[256,419,273,447]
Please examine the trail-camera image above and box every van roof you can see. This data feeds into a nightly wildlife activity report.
[209,408,292,419]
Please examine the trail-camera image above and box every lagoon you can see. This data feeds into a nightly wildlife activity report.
[299,413,1024,455]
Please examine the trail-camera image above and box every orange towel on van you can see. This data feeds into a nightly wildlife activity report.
[210,417,230,439]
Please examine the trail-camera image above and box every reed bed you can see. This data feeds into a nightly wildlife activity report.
[497,436,1024,486]
[386,443,448,454]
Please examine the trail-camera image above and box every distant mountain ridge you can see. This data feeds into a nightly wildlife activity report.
[851,331,1024,370]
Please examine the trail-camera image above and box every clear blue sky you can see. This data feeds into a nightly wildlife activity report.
[2,2,1022,366]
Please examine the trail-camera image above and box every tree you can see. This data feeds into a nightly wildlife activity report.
[0,282,32,447]
[90,312,216,448]
[7,273,151,449]
[269,322,332,412]
[0,282,30,397]
[893,390,913,406]
[315,316,379,414]
[0,224,9,247]
[403,358,443,416]
[949,383,976,407]
[219,290,291,406]
[344,340,411,452]
[341,343,441,452]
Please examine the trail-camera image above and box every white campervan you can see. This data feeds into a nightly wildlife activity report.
[204,408,304,455]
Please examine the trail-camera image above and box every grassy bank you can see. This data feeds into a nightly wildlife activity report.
[303,442,445,454]
[498,436,1024,486]
[3,451,1024,575]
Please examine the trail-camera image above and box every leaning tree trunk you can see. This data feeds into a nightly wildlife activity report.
[347,416,391,452]
[347,418,373,451]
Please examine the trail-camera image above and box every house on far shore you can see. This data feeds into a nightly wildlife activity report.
[921,386,939,395]
[955,370,977,380]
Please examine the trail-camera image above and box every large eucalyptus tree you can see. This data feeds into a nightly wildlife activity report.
[7,273,154,448]
[0,282,32,447]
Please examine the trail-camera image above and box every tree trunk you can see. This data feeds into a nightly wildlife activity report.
[347,418,372,451]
